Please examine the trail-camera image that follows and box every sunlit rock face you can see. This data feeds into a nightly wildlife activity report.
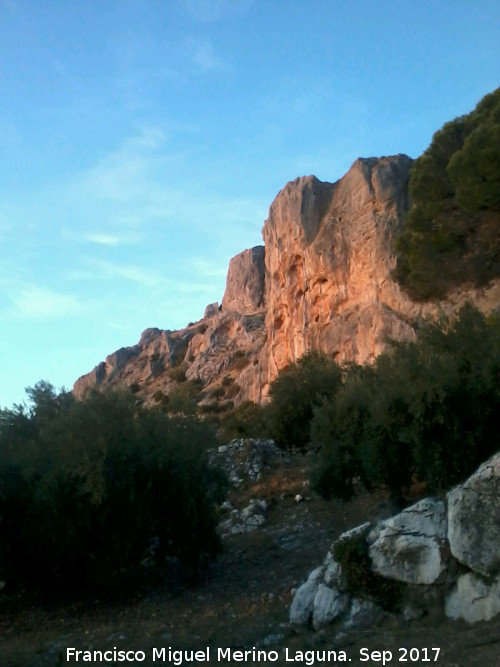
[73,154,500,405]
[259,155,420,397]
[222,246,266,315]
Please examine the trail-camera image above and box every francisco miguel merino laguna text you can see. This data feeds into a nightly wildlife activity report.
[66,646,441,664]
[66,646,353,664]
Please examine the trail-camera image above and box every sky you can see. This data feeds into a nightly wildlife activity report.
[0,0,499,409]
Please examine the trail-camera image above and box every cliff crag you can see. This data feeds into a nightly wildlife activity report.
[73,155,500,405]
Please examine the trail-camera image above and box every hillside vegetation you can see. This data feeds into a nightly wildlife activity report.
[261,305,500,504]
[396,87,500,299]
[0,386,225,593]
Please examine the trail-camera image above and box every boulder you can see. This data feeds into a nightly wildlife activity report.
[367,498,447,584]
[312,583,348,630]
[445,572,500,623]
[290,456,500,632]
[447,452,500,577]
[344,598,385,629]
[218,498,268,537]
[203,302,219,318]
[210,438,287,485]
[290,566,324,626]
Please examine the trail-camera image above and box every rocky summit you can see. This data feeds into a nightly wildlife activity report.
[73,154,500,404]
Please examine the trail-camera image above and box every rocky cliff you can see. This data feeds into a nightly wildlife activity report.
[73,154,500,405]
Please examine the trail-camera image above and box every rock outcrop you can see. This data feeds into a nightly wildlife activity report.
[368,498,448,585]
[447,454,500,577]
[73,154,500,405]
[289,452,500,631]
[222,246,266,314]
[260,156,417,393]
[210,438,287,486]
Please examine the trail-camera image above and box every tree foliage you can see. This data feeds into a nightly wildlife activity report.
[396,87,500,299]
[312,305,500,502]
[0,386,225,592]
[266,350,343,449]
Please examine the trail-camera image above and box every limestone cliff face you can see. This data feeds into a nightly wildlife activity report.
[73,154,500,405]
[259,155,418,395]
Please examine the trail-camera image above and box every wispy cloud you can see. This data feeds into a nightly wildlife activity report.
[81,259,164,288]
[11,286,80,319]
[76,126,167,203]
[83,233,138,246]
[187,37,225,72]
[62,230,141,246]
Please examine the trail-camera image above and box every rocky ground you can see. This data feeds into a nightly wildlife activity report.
[1,448,499,666]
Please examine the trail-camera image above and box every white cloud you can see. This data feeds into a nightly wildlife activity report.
[62,230,141,246]
[12,286,80,319]
[84,233,139,246]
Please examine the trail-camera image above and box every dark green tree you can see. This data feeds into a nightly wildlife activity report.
[312,305,500,502]
[0,385,225,592]
[267,350,343,449]
[396,87,500,299]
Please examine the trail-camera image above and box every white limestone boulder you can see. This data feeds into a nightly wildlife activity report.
[344,598,385,629]
[445,572,500,623]
[289,566,324,626]
[367,498,447,584]
[312,583,349,629]
[447,452,500,577]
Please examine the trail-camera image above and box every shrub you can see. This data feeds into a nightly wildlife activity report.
[333,530,404,611]
[0,385,225,592]
[169,365,187,383]
[312,304,500,502]
[267,350,342,449]
[165,379,204,416]
[224,382,240,400]
[311,364,374,500]
[208,385,225,401]
[231,350,250,371]
[219,400,270,442]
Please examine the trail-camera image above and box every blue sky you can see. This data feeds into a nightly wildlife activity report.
[0,0,499,408]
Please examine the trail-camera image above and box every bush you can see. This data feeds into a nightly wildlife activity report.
[218,400,270,442]
[313,305,500,502]
[333,530,404,611]
[0,385,225,592]
[267,350,342,449]
[311,364,375,500]
[208,385,225,401]
[231,350,250,371]
[396,87,500,299]
[169,365,187,383]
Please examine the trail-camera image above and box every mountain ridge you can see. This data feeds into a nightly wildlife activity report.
[73,153,500,406]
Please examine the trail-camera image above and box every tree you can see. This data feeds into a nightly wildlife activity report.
[266,350,342,449]
[396,87,500,299]
[312,305,500,502]
[0,385,225,592]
